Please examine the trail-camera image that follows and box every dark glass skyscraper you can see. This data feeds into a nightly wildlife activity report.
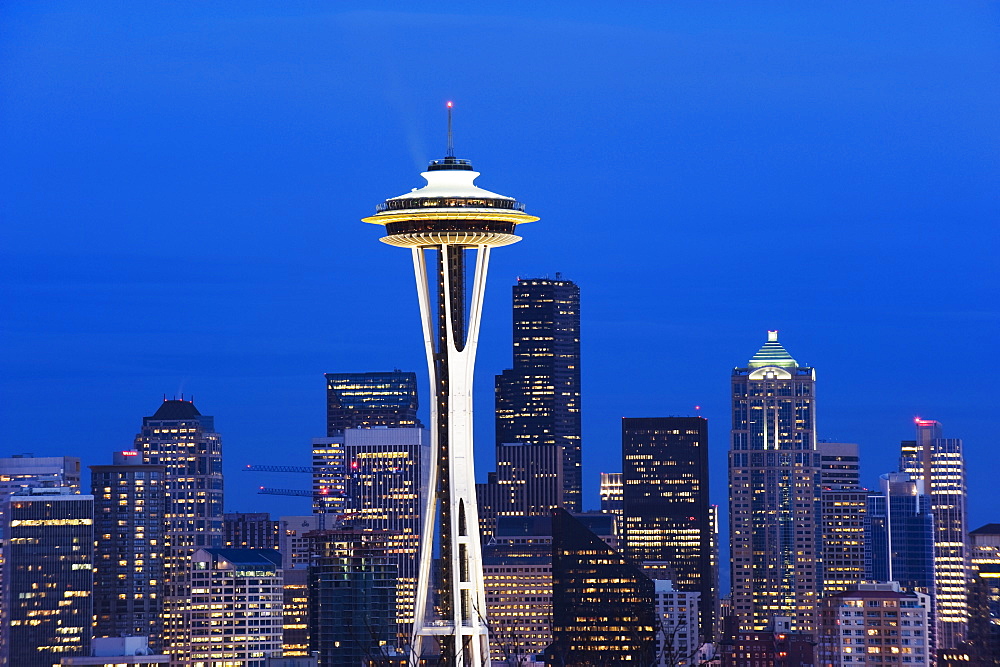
[495,277,581,513]
[621,416,716,641]
[865,473,935,594]
[547,509,656,665]
[308,528,398,667]
[1,488,94,667]
[90,450,166,648]
[729,331,821,632]
[324,371,422,435]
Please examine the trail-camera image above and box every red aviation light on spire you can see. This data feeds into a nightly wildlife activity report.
[446,101,453,108]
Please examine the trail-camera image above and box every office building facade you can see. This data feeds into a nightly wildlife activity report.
[547,509,656,666]
[181,548,284,667]
[818,442,861,489]
[817,583,932,667]
[899,419,969,650]
[729,331,821,632]
[495,277,582,513]
[324,371,422,434]
[864,473,935,595]
[132,399,224,661]
[969,523,1000,623]
[90,451,166,648]
[820,487,868,595]
[599,472,623,518]
[968,523,1000,663]
[482,540,552,664]
[281,568,310,658]
[343,427,427,638]
[0,454,81,497]
[307,529,397,667]
[1,488,94,667]
[311,436,349,515]
[622,416,716,641]
[223,512,280,550]
[652,579,702,667]
[818,442,867,595]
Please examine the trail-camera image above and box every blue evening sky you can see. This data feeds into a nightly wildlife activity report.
[2,2,998,540]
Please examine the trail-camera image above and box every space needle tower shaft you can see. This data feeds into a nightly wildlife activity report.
[362,104,538,666]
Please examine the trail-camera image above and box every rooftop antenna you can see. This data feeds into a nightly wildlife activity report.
[446,101,454,157]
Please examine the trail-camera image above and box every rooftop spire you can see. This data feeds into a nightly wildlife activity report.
[426,101,473,171]
[748,330,798,368]
[446,101,454,158]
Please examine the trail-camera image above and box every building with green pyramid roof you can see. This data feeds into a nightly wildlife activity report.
[748,330,799,368]
[728,331,821,635]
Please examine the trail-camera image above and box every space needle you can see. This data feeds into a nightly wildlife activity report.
[362,103,538,666]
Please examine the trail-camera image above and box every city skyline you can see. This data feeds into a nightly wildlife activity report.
[2,1,997,534]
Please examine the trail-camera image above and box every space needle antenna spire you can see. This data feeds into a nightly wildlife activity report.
[446,101,455,158]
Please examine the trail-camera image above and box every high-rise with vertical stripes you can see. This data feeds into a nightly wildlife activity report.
[900,419,969,651]
[728,331,821,632]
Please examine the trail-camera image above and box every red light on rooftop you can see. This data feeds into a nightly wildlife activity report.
[447,101,453,108]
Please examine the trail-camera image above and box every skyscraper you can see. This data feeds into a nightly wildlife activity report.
[311,435,348,515]
[547,509,656,666]
[621,416,716,641]
[307,529,398,667]
[324,371,422,435]
[0,454,84,665]
[729,331,821,632]
[495,277,582,513]
[864,473,935,595]
[900,419,969,650]
[0,488,94,666]
[343,427,428,640]
[481,512,615,665]
[817,441,861,489]
[362,107,539,665]
[181,548,284,667]
[132,399,223,661]
[820,486,868,595]
[817,443,867,595]
[90,451,167,648]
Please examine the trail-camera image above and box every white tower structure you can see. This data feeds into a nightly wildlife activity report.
[362,105,538,666]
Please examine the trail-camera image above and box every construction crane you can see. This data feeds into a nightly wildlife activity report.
[246,463,346,505]
[243,464,312,473]
[257,487,314,497]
